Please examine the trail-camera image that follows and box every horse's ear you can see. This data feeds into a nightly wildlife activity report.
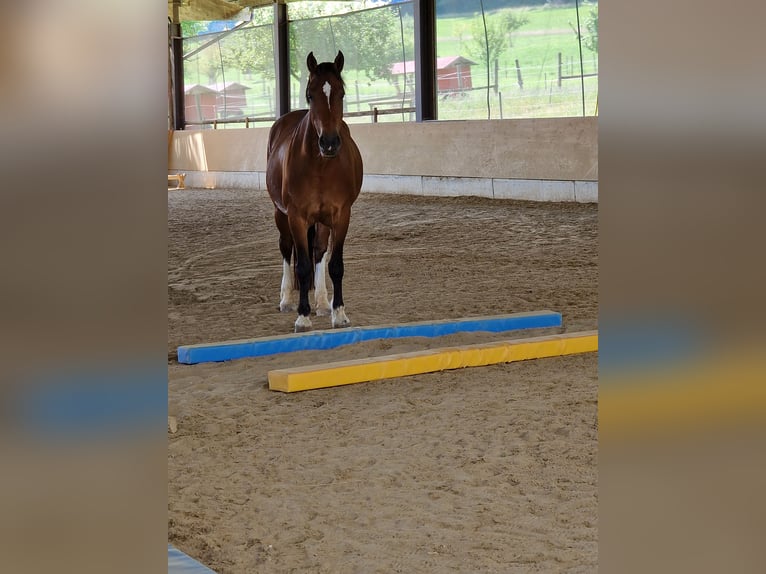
[334,50,344,73]
[307,52,317,73]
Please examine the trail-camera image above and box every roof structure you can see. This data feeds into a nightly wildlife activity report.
[184,84,219,96]
[168,0,361,23]
[205,82,252,92]
[390,56,478,75]
[184,82,251,95]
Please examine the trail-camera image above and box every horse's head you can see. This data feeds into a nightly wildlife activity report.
[306,51,346,158]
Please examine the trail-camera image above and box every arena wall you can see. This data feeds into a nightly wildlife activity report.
[168,117,597,202]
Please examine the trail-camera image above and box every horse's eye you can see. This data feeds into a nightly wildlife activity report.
[306,95,313,102]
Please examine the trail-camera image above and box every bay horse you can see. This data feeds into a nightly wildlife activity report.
[266,51,363,332]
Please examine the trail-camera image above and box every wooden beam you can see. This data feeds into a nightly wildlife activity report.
[414,0,437,121]
[170,3,185,130]
[274,2,290,118]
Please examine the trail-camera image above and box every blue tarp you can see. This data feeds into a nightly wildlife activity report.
[14,367,165,441]
[168,545,216,574]
[177,310,562,364]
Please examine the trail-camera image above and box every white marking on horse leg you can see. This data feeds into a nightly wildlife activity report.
[322,81,331,110]
[279,259,297,312]
[294,314,313,333]
[331,304,350,328]
[314,252,331,316]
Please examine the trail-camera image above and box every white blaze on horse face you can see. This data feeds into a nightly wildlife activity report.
[322,81,332,110]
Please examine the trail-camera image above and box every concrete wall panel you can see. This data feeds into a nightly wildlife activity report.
[168,117,597,201]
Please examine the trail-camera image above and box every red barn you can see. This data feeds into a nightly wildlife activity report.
[208,81,251,118]
[184,84,218,123]
[390,55,476,95]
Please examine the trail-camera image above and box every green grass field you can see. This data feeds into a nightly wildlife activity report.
[437,3,583,37]
[182,2,598,125]
[435,5,598,120]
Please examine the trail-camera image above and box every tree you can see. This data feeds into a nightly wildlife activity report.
[183,44,224,85]
[180,21,207,38]
[201,52,222,84]
[465,13,509,69]
[570,3,598,53]
[332,8,403,82]
[289,5,404,104]
[584,4,598,53]
[180,22,226,85]
[219,24,275,79]
[185,3,407,101]
[502,10,529,48]
[464,11,528,93]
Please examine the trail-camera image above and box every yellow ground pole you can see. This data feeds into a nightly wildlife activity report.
[268,330,598,393]
[599,347,766,441]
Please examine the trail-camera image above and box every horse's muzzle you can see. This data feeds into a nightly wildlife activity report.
[319,133,341,158]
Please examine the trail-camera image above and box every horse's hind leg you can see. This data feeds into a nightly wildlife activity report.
[313,223,332,316]
[275,209,297,312]
[329,210,351,328]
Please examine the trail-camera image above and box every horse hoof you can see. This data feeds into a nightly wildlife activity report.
[294,315,312,332]
[315,305,331,317]
[280,302,297,312]
[331,306,350,328]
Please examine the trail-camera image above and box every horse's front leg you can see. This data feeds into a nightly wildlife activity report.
[329,210,351,328]
[289,216,313,332]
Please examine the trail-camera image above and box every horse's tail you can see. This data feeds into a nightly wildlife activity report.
[292,224,316,291]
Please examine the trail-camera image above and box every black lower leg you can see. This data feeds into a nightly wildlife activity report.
[328,247,344,309]
[275,210,293,263]
[306,224,316,289]
[279,239,292,263]
[295,249,312,317]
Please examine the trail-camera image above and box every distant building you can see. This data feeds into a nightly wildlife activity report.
[184,82,251,123]
[390,55,476,95]
[206,82,251,118]
[184,84,218,122]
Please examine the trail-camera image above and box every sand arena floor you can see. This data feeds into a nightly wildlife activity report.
[168,188,598,573]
